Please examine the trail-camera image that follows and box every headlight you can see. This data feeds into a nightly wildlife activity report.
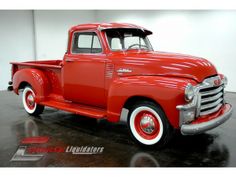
[185,83,195,102]
[222,76,228,86]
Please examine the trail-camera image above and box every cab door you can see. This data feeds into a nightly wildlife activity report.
[62,31,107,108]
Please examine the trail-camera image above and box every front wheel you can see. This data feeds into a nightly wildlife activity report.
[128,102,173,148]
[22,86,44,116]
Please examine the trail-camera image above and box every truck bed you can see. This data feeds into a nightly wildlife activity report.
[11,60,63,95]
[10,60,62,69]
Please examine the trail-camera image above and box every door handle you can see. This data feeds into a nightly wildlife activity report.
[65,58,75,62]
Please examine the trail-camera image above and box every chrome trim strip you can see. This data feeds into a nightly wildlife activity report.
[200,86,223,96]
[196,94,201,117]
[176,95,198,111]
[120,108,129,122]
[200,103,223,116]
[202,75,222,87]
[177,75,227,125]
[200,98,223,110]
[181,104,232,135]
[201,92,223,103]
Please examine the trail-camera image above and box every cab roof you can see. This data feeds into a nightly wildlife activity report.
[69,23,152,34]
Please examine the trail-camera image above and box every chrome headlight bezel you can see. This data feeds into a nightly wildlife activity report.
[185,83,195,102]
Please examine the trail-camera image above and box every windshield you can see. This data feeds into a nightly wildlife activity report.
[105,28,153,51]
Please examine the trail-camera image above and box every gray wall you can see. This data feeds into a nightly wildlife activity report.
[0,11,35,90]
[1,10,236,92]
[34,10,96,59]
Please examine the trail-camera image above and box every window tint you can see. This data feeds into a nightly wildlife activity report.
[72,32,102,54]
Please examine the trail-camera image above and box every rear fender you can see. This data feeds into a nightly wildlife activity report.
[12,68,50,102]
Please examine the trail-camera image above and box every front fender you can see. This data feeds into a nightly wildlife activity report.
[13,68,50,102]
[107,76,197,128]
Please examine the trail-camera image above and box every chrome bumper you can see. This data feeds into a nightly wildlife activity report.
[181,104,232,135]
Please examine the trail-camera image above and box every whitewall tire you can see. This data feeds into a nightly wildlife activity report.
[128,101,173,147]
[22,86,44,116]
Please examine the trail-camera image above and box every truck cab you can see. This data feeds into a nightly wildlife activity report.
[10,23,232,147]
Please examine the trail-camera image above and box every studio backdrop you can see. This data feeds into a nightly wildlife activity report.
[0,10,235,92]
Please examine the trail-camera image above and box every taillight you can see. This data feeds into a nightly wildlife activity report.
[11,64,18,80]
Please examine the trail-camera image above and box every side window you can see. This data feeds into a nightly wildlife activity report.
[78,35,93,48]
[92,35,102,53]
[72,32,102,54]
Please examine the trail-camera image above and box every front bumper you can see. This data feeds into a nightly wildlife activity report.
[181,103,232,135]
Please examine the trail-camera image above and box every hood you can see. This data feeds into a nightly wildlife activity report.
[111,51,218,83]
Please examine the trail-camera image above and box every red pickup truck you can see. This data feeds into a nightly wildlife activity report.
[9,23,232,147]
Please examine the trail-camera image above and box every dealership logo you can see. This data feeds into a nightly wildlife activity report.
[66,146,104,155]
[11,136,104,162]
[11,146,44,161]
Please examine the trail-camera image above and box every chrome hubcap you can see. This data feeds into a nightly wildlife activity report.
[140,114,156,134]
[27,94,34,106]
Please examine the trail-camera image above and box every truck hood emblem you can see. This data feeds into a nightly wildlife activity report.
[214,78,222,86]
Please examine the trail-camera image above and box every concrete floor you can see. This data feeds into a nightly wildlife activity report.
[0,91,235,167]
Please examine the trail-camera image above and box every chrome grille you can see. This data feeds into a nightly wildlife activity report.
[199,85,224,116]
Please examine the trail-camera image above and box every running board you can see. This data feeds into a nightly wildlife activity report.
[40,100,107,119]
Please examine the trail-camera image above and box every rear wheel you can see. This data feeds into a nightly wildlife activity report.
[128,101,173,148]
[22,86,44,116]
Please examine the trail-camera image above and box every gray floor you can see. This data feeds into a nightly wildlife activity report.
[0,90,235,167]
